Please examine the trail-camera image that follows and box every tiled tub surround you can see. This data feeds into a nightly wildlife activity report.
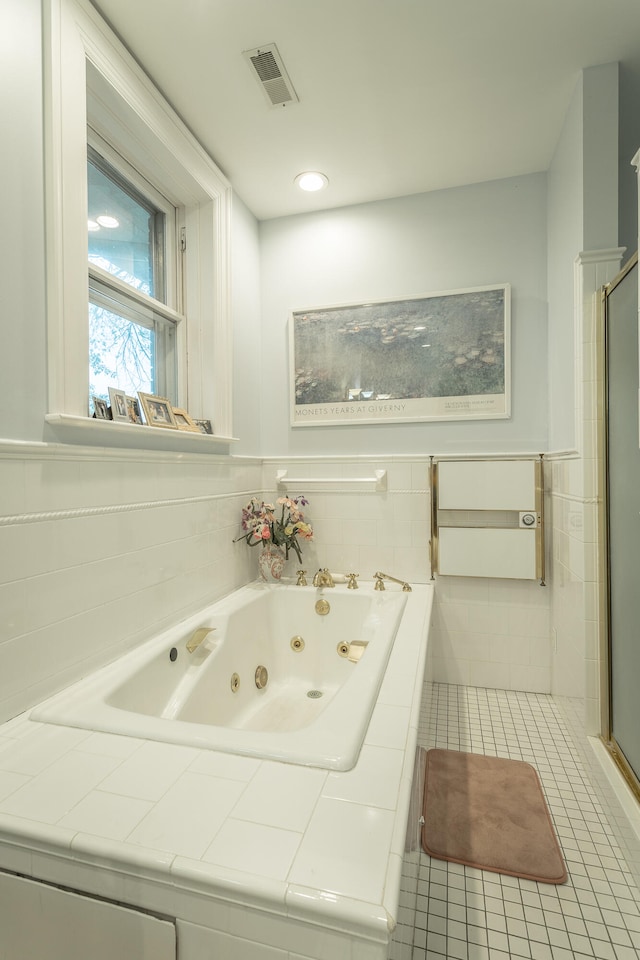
[0,443,265,723]
[0,583,434,960]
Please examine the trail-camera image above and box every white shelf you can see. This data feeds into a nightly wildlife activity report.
[276,469,387,492]
[45,414,237,454]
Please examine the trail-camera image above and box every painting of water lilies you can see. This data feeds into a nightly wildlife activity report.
[289,284,510,426]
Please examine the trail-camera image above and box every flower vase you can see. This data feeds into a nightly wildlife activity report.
[258,543,286,582]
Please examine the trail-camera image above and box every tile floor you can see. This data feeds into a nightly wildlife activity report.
[390,683,640,960]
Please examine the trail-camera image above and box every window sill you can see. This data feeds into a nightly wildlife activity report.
[45,414,237,454]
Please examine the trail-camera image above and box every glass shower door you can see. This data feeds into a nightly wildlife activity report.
[604,253,640,792]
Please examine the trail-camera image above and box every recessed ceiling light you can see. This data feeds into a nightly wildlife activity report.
[88,219,100,232]
[96,214,120,228]
[295,172,329,192]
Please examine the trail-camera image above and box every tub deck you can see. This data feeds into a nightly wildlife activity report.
[0,582,433,959]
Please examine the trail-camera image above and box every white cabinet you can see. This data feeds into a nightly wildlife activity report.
[0,873,175,960]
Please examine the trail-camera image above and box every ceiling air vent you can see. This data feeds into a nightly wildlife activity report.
[243,43,299,108]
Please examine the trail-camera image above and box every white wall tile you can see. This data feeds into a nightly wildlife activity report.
[322,745,404,809]
[177,920,288,960]
[202,818,301,880]
[229,764,325,833]
[0,750,121,823]
[287,797,394,904]
[99,741,199,802]
[57,789,152,841]
[127,772,246,858]
[0,451,258,720]
[468,660,511,689]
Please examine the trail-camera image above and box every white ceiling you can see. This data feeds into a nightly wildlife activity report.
[90,0,640,221]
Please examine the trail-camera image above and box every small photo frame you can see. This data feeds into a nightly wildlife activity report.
[126,395,143,424]
[193,418,213,435]
[92,397,110,420]
[108,387,129,423]
[137,392,179,429]
[172,407,201,432]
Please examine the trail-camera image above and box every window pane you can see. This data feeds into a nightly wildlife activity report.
[88,153,163,300]
[89,301,154,402]
[87,149,177,409]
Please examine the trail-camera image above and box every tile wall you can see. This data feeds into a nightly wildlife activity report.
[546,249,624,733]
[0,443,263,723]
[5,433,619,728]
[264,456,553,695]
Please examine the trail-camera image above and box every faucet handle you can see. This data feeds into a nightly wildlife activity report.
[346,573,359,589]
[296,570,307,586]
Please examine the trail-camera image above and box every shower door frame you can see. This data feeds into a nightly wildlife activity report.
[599,249,640,803]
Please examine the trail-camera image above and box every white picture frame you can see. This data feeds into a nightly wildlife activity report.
[108,387,129,423]
[289,284,511,427]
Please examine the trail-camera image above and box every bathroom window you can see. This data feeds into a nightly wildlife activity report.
[44,0,232,442]
[87,145,179,404]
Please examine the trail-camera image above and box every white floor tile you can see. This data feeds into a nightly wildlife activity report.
[394,683,640,960]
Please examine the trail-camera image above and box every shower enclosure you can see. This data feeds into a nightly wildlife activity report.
[601,251,640,798]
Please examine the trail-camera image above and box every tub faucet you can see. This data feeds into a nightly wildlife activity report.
[373,571,412,592]
[313,568,335,588]
[186,627,215,653]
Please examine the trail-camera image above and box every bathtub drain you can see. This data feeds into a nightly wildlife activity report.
[306,689,323,699]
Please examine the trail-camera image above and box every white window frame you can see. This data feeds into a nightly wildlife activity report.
[43,0,233,442]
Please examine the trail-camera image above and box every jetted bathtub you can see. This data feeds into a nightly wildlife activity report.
[31,580,414,770]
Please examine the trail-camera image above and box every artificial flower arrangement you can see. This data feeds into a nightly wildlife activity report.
[235,495,313,563]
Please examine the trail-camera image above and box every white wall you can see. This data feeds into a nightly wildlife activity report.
[231,194,263,455]
[546,64,622,720]
[258,174,548,458]
[619,62,640,263]
[547,74,584,455]
[0,0,48,442]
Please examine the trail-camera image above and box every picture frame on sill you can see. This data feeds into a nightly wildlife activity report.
[92,397,110,420]
[108,386,129,423]
[126,395,143,424]
[289,283,511,427]
[172,407,201,432]
[193,418,213,435]
[137,392,179,429]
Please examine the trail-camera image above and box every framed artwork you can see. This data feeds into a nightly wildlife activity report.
[172,407,201,432]
[126,395,143,424]
[289,284,510,426]
[137,392,179,429]
[108,387,129,422]
[193,418,213,435]
[92,397,110,420]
